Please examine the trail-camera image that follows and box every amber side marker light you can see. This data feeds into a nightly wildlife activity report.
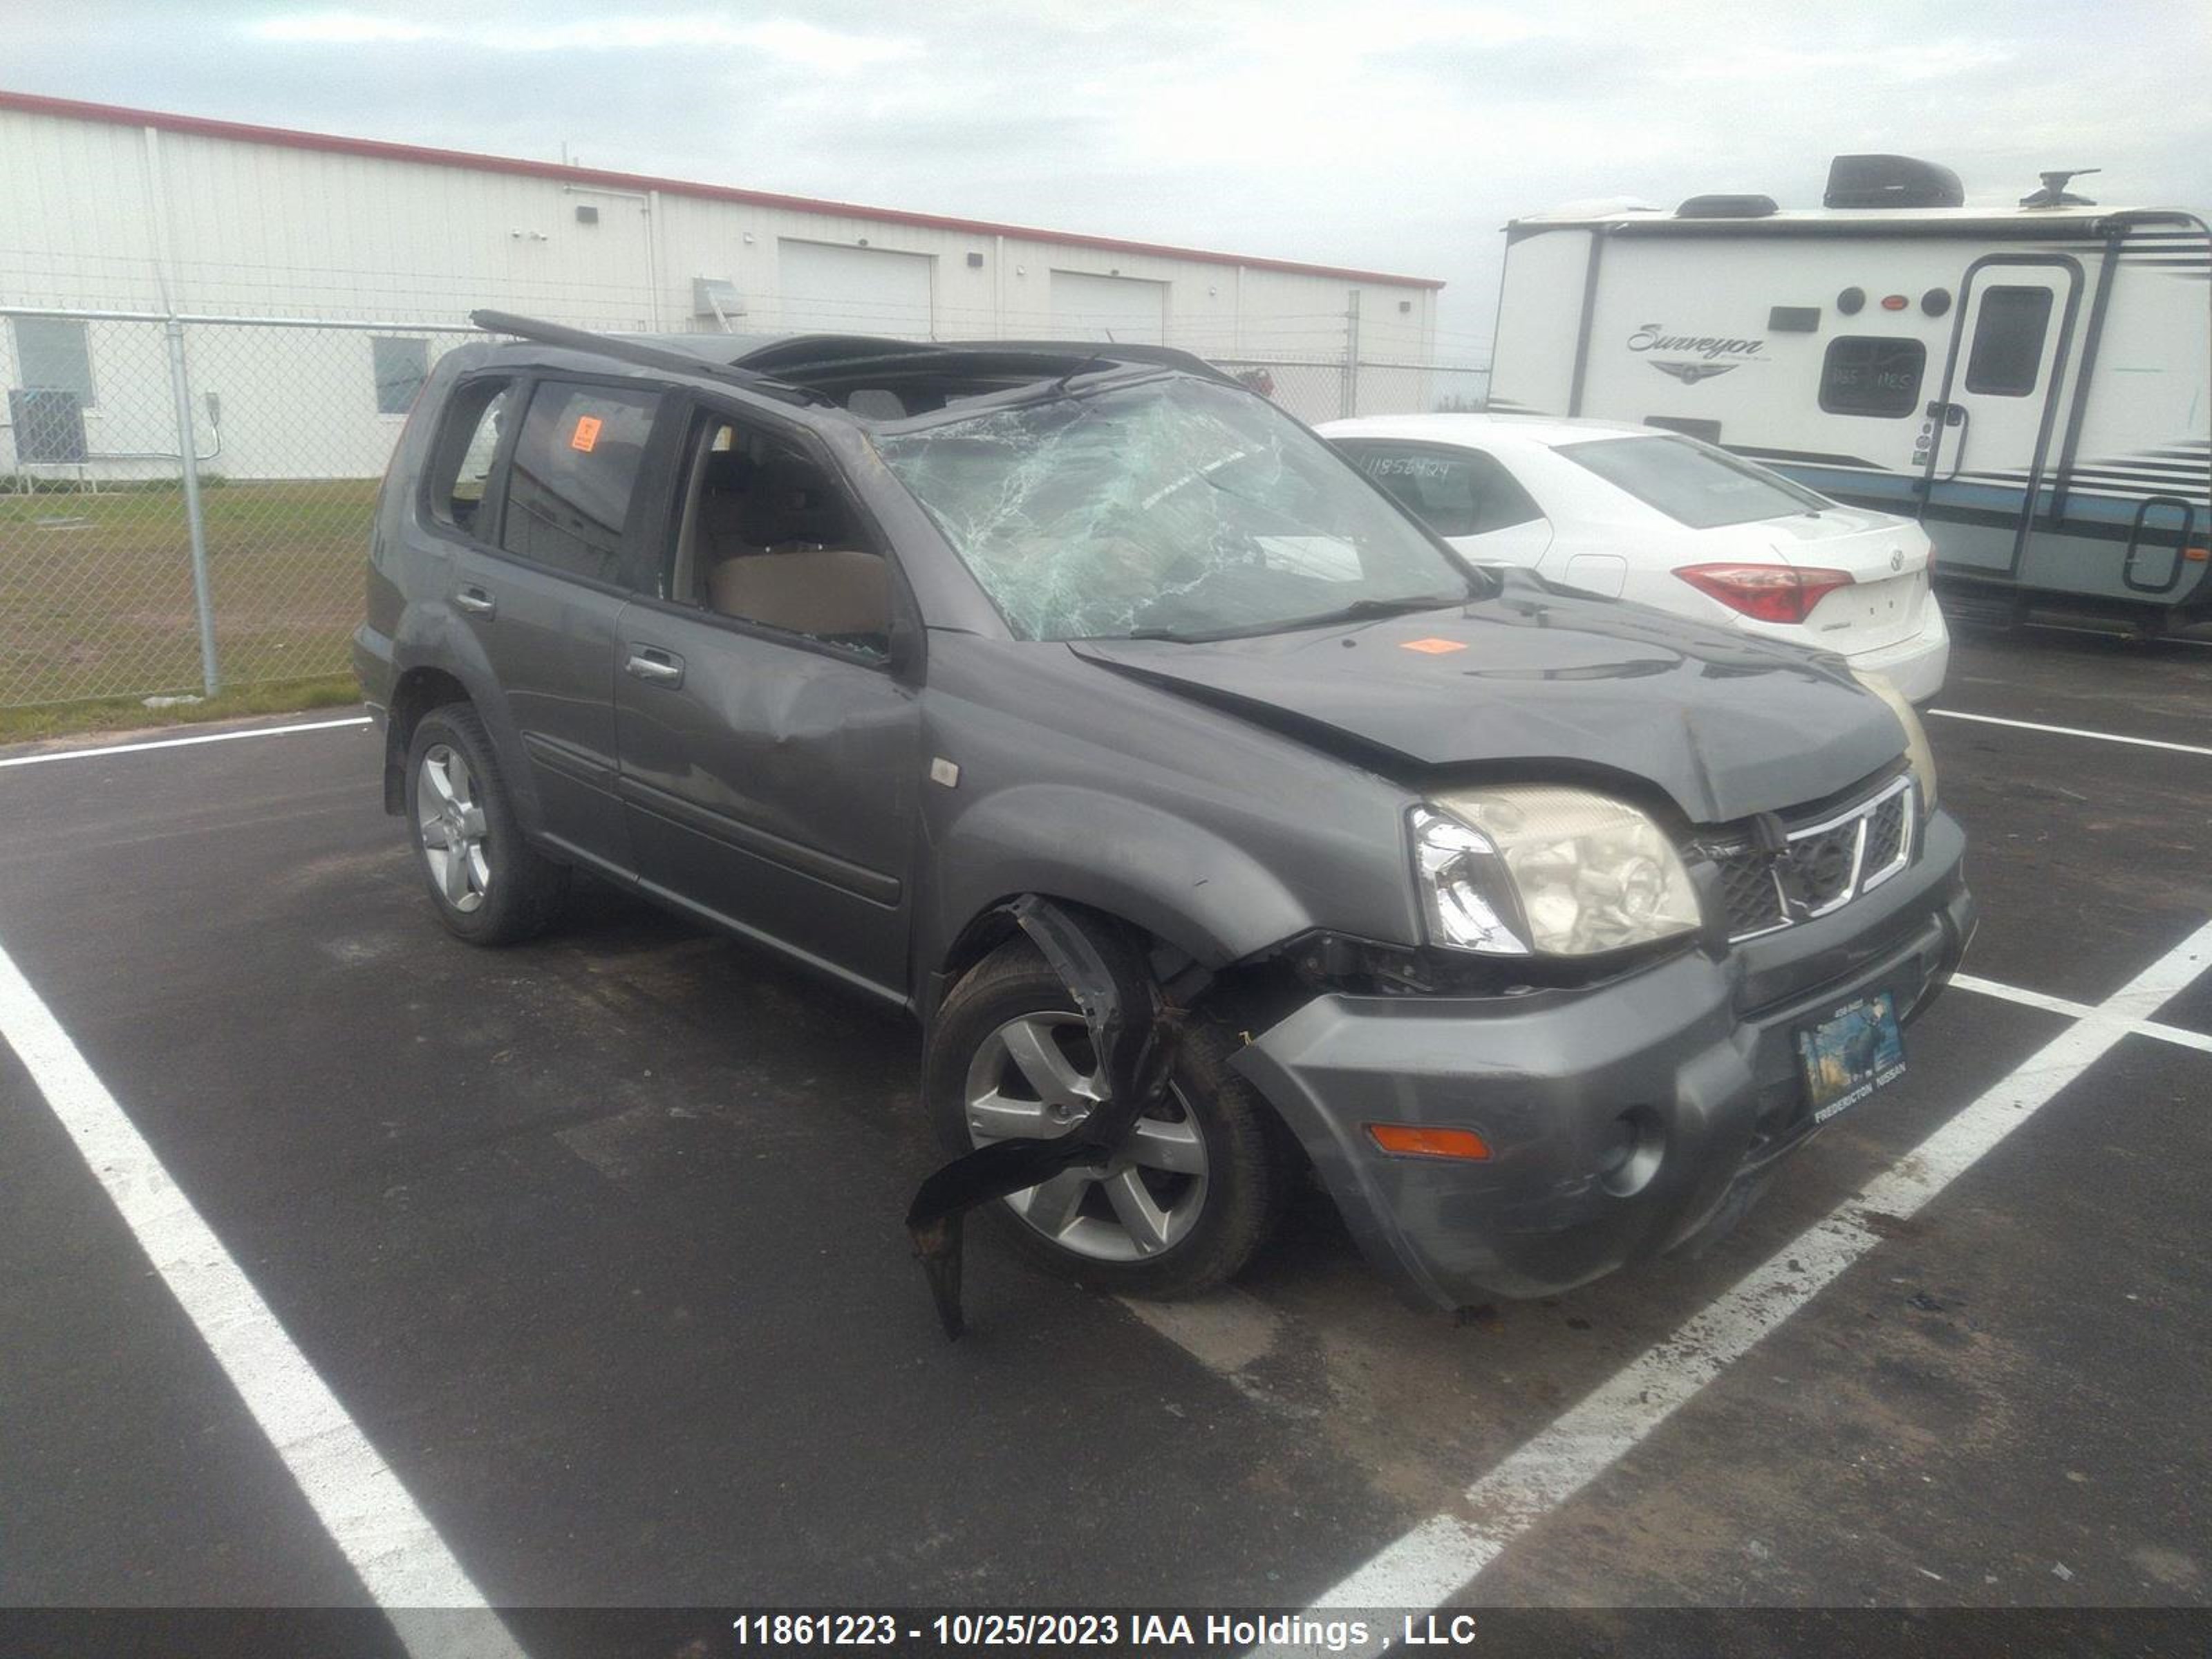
[1366,1124,1492,1161]
[2186,547,2209,563]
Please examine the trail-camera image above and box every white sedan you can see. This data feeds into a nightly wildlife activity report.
[1319,413,1950,704]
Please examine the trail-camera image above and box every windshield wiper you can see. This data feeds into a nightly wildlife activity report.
[1121,590,1471,645]
[1282,591,1473,628]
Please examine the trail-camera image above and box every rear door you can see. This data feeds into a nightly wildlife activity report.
[1918,257,2084,577]
[438,373,671,878]
[612,401,923,1003]
[1335,440,1553,565]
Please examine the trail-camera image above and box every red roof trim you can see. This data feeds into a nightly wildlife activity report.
[0,88,1445,290]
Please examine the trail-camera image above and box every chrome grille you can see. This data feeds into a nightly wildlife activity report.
[1717,854,1787,937]
[1705,776,1916,943]
[1862,791,1907,873]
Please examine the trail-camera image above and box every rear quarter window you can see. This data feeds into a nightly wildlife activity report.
[1343,442,1543,537]
[423,377,514,541]
[1559,434,1828,529]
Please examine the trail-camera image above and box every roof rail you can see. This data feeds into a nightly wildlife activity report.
[468,310,829,406]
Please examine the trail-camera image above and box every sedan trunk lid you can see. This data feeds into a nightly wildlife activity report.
[1712,504,1931,653]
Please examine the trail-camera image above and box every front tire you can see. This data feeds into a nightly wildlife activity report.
[403,704,568,945]
[924,937,1289,1298]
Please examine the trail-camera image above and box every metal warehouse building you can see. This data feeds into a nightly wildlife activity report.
[0,88,1444,482]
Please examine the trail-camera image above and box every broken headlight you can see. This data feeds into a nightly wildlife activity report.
[1412,787,1703,957]
[1851,668,1938,812]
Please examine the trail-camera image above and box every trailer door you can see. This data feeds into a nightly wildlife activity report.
[1918,258,2083,579]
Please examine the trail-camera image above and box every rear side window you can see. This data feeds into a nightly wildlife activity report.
[1819,337,1926,418]
[1559,434,1828,529]
[1965,285,2054,396]
[500,382,662,584]
[424,377,513,540]
[1346,443,1543,537]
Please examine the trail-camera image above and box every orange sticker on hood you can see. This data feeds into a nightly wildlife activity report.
[1400,637,1468,655]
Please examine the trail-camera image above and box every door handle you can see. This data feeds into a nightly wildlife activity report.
[624,647,685,687]
[453,585,496,616]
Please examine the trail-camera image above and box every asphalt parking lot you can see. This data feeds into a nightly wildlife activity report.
[3,619,2210,1649]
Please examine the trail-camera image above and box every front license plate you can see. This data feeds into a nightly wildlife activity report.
[1797,991,1907,1124]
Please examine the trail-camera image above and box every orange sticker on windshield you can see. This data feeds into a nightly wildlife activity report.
[570,415,603,453]
[1400,637,1467,655]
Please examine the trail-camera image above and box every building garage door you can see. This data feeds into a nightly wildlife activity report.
[1049,272,1167,344]
[777,241,934,338]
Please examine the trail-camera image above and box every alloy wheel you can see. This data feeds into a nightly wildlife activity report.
[415,743,491,914]
[962,1011,1210,1262]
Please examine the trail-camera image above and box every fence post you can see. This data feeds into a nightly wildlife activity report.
[163,317,220,697]
[1341,288,1362,418]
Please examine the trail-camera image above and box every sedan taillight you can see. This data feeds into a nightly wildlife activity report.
[1674,562,1854,625]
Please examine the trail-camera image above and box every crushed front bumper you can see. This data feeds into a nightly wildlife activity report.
[1231,810,1975,1308]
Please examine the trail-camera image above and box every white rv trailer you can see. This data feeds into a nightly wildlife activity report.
[1488,155,2212,626]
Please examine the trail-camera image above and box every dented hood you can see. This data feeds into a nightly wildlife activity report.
[1068,579,1907,823]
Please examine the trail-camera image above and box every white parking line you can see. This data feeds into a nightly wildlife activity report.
[0,714,371,769]
[1927,707,2212,757]
[1270,919,2212,1642]
[0,935,524,1659]
[1953,971,2212,1055]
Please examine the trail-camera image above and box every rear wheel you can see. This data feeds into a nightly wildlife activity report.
[404,704,568,944]
[925,937,1288,1297]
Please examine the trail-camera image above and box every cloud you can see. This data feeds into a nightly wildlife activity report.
[252,10,439,43]
[8,0,2207,355]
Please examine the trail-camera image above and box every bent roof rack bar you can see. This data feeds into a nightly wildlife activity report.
[468,309,829,406]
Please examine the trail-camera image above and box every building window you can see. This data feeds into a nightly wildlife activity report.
[372,336,430,415]
[12,317,95,405]
[1964,286,2054,397]
[1818,337,1926,418]
[499,381,662,585]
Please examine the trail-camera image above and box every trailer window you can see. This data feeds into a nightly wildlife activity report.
[1819,337,1925,418]
[1558,434,1828,529]
[1965,286,2054,396]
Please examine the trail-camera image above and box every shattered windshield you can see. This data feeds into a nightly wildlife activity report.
[872,377,1477,641]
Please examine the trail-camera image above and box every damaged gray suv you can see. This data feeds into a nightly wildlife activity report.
[355,315,1974,1319]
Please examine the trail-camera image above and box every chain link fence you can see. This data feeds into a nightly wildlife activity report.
[1,310,483,709]
[1200,357,1490,429]
[1,305,1486,714]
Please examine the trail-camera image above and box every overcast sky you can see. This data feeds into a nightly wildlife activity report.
[10,1,2208,359]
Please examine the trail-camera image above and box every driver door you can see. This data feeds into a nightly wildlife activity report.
[612,403,924,1002]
